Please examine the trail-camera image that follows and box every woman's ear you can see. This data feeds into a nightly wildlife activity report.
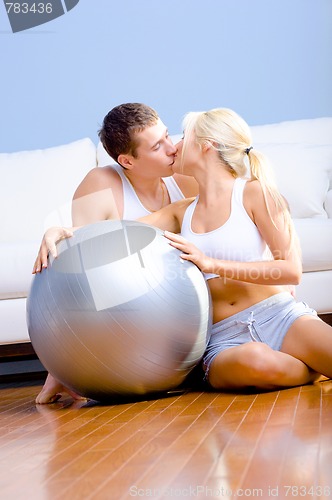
[117,154,133,170]
[202,140,216,152]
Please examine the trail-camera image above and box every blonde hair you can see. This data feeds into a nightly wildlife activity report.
[182,108,295,243]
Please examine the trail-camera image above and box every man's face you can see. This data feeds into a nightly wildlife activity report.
[130,119,177,178]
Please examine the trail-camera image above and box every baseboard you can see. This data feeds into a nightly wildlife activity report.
[0,371,47,385]
[319,313,332,326]
[0,342,37,360]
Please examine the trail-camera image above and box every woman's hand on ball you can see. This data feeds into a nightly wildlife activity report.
[32,226,74,273]
[164,231,214,274]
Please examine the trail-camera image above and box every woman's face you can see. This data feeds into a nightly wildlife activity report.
[172,130,201,176]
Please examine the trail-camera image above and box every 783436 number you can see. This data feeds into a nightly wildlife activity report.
[6,3,53,14]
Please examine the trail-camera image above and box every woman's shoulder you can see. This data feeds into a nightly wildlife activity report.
[243,178,286,221]
[243,178,265,200]
[242,179,267,216]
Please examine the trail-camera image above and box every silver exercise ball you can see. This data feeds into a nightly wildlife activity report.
[27,220,211,401]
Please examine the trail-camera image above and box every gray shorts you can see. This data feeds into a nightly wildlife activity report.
[203,292,317,380]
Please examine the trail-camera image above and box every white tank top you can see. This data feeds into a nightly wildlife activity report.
[112,164,185,219]
[181,177,270,280]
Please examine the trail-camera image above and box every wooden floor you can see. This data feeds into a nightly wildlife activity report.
[0,376,332,500]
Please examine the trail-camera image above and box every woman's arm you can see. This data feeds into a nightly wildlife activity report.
[165,182,302,286]
[240,180,302,284]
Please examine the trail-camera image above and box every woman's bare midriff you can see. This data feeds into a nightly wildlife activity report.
[208,278,287,324]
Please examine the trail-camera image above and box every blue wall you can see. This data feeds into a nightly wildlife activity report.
[1,0,331,152]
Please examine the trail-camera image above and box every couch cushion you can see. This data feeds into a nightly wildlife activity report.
[96,141,116,167]
[256,143,332,218]
[0,298,30,343]
[251,117,332,145]
[296,270,332,314]
[0,241,39,298]
[293,218,332,272]
[251,118,332,218]
[0,138,97,243]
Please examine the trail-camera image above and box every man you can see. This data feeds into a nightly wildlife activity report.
[34,103,198,403]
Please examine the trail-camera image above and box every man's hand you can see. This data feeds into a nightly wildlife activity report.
[32,226,74,274]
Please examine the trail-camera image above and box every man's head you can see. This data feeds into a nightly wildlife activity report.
[98,103,177,178]
[98,103,159,162]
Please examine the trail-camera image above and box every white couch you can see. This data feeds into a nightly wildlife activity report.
[1,117,332,355]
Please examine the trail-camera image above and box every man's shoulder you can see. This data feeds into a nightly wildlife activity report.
[87,164,121,183]
[73,165,122,199]
[82,165,121,187]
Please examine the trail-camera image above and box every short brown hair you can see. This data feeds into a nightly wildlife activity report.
[98,103,159,163]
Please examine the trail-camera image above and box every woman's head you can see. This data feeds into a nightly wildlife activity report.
[181,108,252,178]
[181,107,279,191]
[180,107,295,244]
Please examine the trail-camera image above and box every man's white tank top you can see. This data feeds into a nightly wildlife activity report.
[112,164,185,219]
[181,177,270,280]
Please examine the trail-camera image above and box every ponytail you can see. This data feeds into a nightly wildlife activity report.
[247,148,294,239]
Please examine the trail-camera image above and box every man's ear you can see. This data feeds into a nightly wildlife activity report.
[117,154,134,170]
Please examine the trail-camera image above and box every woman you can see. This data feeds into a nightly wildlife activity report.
[40,108,332,391]
[160,108,332,390]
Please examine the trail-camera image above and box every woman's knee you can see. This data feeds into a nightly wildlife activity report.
[209,342,285,390]
[242,343,285,385]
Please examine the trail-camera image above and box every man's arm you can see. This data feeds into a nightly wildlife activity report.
[72,166,123,225]
[32,226,76,273]
[33,166,123,273]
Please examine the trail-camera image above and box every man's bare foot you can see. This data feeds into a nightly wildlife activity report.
[35,373,86,404]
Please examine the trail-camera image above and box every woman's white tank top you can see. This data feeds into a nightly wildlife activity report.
[181,177,269,280]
